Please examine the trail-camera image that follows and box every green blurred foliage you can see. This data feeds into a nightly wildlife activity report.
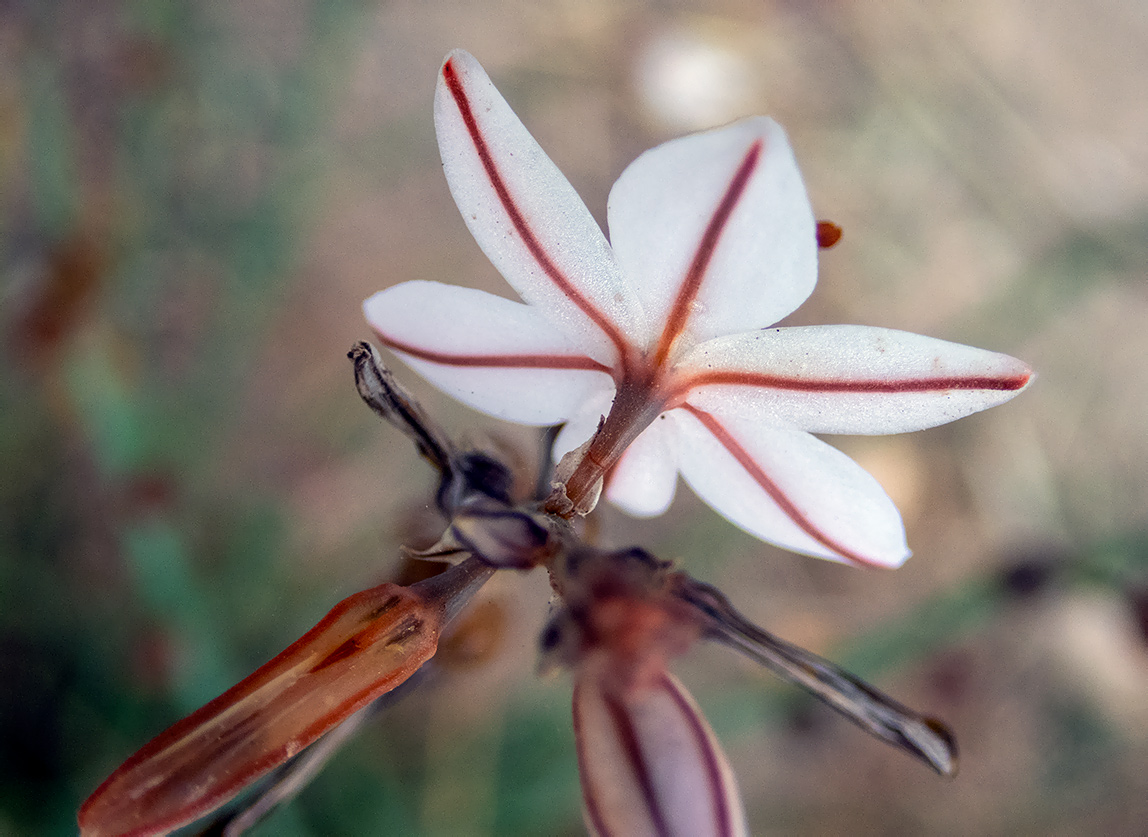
[3,2,376,834]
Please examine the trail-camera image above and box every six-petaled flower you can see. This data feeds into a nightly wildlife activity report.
[365,49,1033,569]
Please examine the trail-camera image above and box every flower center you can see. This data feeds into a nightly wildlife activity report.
[550,355,674,514]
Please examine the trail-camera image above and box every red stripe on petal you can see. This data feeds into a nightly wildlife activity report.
[652,141,763,368]
[379,331,613,373]
[677,368,1033,396]
[441,58,632,368]
[681,404,885,568]
[602,690,671,836]
[658,673,735,837]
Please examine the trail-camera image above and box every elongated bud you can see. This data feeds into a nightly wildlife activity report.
[79,558,491,837]
[574,664,747,837]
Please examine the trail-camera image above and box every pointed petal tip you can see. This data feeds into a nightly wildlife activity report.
[361,288,383,323]
[978,354,1033,407]
[878,545,911,570]
[994,353,1035,393]
[440,47,474,74]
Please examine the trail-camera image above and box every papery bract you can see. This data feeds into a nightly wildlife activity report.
[365,49,1033,569]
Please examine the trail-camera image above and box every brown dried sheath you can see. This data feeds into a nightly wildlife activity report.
[78,583,440,837]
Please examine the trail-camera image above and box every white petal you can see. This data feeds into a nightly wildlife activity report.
[604,416,680,518]
[677,326,1034,435]
[552,388,616,458]
[435,50,645,364]
[365,281,612,424]
[574,668,747,837]
[673,407,909,567]
[607,117,816,355]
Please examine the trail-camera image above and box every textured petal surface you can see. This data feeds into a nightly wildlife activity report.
[435,50,644,365]
[365,281,612,424]
[604,416,680,517]
[673,407,909,567]
[574,668,747,837]
[607,117,816,354]
[676,326,1034,434]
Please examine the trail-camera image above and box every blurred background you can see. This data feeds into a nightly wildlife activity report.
[2,1,1147,834]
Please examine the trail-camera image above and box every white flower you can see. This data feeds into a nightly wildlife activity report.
[365,50,1032,569]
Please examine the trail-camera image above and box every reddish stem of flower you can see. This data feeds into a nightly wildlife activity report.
[549,372,667,515]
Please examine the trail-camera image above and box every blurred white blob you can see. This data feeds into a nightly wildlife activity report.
[635,29,758,132]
